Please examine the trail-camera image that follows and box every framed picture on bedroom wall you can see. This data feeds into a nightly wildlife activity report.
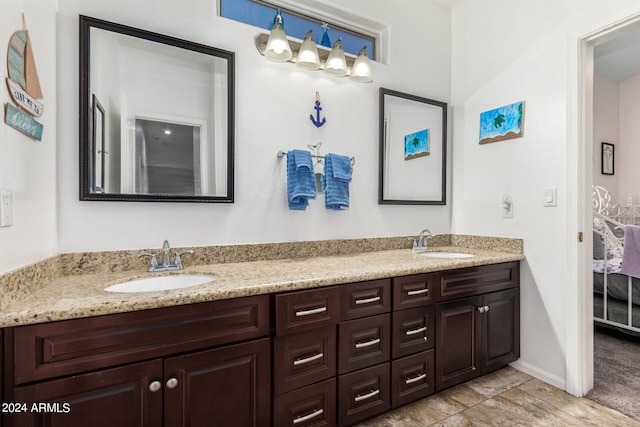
[601,142,614,175]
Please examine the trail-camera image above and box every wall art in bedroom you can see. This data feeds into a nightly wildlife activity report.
[601,142,614,176]
[404,128,429,160]
[478,101,524,145]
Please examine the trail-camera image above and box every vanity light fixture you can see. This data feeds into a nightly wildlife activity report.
[264,7,292,62]
[255,11,373,83]
[323,38,347,77]
[295,30,321,70]
[349,46,373,83]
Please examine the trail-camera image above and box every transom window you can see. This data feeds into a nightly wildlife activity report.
[219,0,377,60]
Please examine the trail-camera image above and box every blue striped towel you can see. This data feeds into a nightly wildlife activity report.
[324,153,352,210]
[287,150,316,210]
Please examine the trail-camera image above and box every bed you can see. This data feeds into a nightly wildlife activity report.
[593,187,640,336]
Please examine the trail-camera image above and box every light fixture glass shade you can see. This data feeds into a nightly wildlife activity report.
[324,38,347,77]
[296,30,320,70]
[265,21,292,62]
[349,47,373,83]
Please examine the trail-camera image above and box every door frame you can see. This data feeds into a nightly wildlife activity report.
[572,12,640,397]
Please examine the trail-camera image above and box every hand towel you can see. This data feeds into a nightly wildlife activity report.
[621,225,640,278]
[324,153,352,210]
[287,150,316,210]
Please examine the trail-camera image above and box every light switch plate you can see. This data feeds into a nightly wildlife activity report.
[544,186,557,207]
[0,189,13,227]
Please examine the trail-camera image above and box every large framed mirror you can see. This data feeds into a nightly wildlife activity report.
[79,15,234,202]
[379,88,447,205]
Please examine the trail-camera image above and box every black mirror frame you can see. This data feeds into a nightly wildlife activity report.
[378,88,447,205]
[79,15,235,203]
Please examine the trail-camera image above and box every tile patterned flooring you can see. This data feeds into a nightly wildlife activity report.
[357,367,640,426]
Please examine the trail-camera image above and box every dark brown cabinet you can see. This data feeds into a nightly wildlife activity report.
[4,296,271,427]
[2,260,520,427]
[389,273,436,411]
[434,263,520,391]
[273,286,340,427]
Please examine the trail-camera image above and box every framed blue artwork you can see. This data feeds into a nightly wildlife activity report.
[479,101,524,144]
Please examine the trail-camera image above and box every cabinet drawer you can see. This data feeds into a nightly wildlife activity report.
[276,287,340,336]
[436,262,519,301]
[392,306,435,359]
[392,274,435,310]
[274,326,337,395]
[338,314,390,374]
[273,378,336,427]
[340,279,390,321]
[12,295,270,385]
[338,363,390,427]
[391,350,434,408]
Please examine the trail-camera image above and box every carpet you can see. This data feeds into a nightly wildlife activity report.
[586,328,640,421]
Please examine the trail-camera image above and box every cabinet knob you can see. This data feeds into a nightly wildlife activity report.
[477,306,485,313]
[166,377,179,389]
[484,305,490,312]
[149,380,162,392]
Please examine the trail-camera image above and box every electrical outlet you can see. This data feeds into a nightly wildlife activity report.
[0,189,13,227]
[502,194,513,218]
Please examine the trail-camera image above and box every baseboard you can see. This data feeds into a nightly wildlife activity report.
[510,360,565,390]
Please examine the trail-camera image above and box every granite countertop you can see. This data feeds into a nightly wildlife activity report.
[0,239,524,328]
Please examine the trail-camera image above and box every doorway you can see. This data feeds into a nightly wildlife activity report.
[578,12,640,406]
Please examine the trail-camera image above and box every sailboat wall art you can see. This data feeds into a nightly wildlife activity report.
[4,15,44,141]
[478,101,524,145]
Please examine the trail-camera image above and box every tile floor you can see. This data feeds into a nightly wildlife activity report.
[357,367,640,426]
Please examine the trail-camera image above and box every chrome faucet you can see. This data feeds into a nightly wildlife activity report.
[138,240,194,272]
[409,229,433,251]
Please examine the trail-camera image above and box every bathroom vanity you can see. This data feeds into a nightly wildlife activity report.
[0,246,520,427]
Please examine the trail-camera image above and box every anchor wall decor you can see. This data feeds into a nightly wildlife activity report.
[309,91,326,128]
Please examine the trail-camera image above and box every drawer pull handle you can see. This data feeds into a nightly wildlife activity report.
[355,296,381,305]
[295,306,327,317]
[354,389,380,402]
[293,352,324,366]
[406,326,427,336]
[405,373,427,385]
[355,338,381,349]
[293,409,324,424]
[407,288,429,296]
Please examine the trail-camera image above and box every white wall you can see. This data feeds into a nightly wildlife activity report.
[56,0,452,252]
[0,0,58,274]
[618,73,640,204]
[450,0,640,393]
[593,72,619,196]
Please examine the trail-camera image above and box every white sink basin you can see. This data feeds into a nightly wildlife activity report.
[419,252,475,259]
[104,274,216,293]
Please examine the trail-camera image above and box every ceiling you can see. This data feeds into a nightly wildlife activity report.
[594,25,640,82]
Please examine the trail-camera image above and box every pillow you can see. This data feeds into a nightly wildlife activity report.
[593,231,605,260]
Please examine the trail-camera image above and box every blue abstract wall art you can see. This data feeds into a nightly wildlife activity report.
[479,101,524,144]
[404,128,429,160]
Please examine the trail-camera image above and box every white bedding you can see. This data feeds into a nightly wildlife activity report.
[593,257,622,274]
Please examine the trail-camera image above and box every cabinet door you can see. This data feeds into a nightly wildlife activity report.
[435,296,481,391]
[164,338,270,427]
[481,289,520,373]
[8,360,162,427]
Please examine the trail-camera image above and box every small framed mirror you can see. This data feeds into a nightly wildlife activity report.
[79,16,234,202]
[379,88,447,205]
